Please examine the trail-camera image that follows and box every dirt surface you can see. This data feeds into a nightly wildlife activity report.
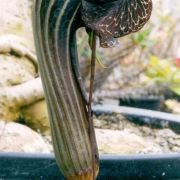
[94,113,180,154]
[42,113,180,155]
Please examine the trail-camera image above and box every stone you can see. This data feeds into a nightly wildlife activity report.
[0,121,52,153]
[0,0,35,50]
[21,100,50,135]
[165,100,180,114]
[95,128,162,154]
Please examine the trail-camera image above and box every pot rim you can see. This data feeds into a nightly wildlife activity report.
[0,152,180,179]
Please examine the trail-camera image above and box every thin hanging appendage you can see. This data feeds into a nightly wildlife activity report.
[88,31,97,180]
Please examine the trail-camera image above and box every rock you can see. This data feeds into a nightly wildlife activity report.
[165,100,180,114]
[0,52,36,87]
[156,128,176,138]
[0,1,47,132]
[0,0,35,50]
[0,54,37,121]
[95,129,162,154]
[94,118,108,129]
[168,136,180,147]
[0,121,52,153]
[21,100,50,135]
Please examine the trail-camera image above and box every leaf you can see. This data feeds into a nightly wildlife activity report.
[170,85,180,96]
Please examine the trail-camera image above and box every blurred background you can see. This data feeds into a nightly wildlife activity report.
[0,0,180,155]
[78,0,180,104]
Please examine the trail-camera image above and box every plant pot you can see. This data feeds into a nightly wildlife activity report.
[1,105,180,179]
[119,96,164,111]
[164,90,180,101]
[0,153,180,179]
[93,105,180,133]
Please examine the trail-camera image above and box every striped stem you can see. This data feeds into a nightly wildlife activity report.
[32,0,99,179]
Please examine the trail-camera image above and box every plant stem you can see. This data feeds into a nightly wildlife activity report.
[88,31,97,180]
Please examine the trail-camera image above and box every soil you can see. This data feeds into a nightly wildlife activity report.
[94,113,180,154]
[43,112,180,155]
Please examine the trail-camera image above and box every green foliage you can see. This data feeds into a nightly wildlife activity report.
[132,28,154,48]
[145,55,180,95]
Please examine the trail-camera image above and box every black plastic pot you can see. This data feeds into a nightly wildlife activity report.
[1,105,180,179]
[93,105,180,132]
[0,153,180,179]
[119,96,164,111]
